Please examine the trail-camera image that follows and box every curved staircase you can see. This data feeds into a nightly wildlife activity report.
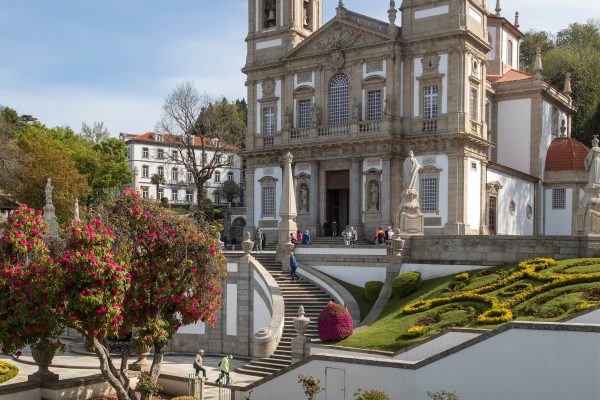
[236,253,332,377]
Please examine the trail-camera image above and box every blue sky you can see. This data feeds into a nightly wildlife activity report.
[0,0,598,135]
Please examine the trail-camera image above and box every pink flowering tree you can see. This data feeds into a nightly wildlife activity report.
[60,190,226,400]
[0,206,63,356]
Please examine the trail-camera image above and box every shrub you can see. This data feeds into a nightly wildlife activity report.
[477,308,513,325]
[135,371,163,396]
[298,374,324,400]
[160,196,169,208]
[392,271,421,298]
[403,325,427,338]
[427,390,460,400]
[355,389,391,400]
[455,272,469,282]
[576,302,597,311]
[364,281,384,302]
[317,302,353,341]
[0,361,19,384]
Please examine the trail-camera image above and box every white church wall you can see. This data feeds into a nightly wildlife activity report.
[541,101,567,174]
[253,289,271,334]
[544,188,573,235]
[413,57,422,117]
[487,169,535,235]
[440,54,448,114]
[311,265,386,288]
[253,166,283,227]
[467,158,481,230]
[487,28,497,60]
[497,99,531,174]
[226,283,237,336]
[415,154,449,227]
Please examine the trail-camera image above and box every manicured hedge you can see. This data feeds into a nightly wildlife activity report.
[392,271,421,298]
[455,272,469,282]
[355,389,392,400]
[364,281,384,302]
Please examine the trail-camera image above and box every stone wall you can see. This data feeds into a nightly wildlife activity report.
[406,235,600,265]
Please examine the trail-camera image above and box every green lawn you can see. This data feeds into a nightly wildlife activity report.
[338,258,600,352]
[327,276,377,322]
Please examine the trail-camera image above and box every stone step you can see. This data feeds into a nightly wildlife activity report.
[235,368,269,378]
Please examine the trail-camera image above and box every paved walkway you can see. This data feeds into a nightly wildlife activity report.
[0,343,261,399]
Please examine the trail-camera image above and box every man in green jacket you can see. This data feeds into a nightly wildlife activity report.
[216,354,233,386]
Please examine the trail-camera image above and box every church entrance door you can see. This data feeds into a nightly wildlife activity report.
[326,170,349,236]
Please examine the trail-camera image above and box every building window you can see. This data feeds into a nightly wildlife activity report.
[172,167,178,182]
[262,186,275,217]
[141,186,149,199]
[142,147,149,159]
[367,90,382,121]
[227,171,234,182]
[423,85,439,120]
[202,152,208,165]
[420,177,438,212]
[157,188,163,200]
[214,171,221,183]
[157,149,164,159]
[186,189,193,203]
[157,166,164,177]
[156,134,163,142]
[328,74,350,125]
[171,189,178,202]
[263,0,276,29]
[263,106,275,135]
[509,200,516,216]
[551,107,559,136]
[298,99,312,128]
[507,40,513,67]
[142,165,149,179]
[227,155,234,166]
[526,204,533,220]
[172,150,178,160]
[187,171,193,183]
[552,188,566,209]
[215,194,221,204]
[470,86,479,121]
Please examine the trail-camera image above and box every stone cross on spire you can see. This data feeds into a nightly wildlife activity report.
[534,48,544,80]
[495,0,501,16]
[336,0,344,17]
[514,12,520,29]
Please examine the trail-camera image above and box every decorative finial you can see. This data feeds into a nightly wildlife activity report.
[297,305,305,318]
[563,72,572,97]
[534,48,543,80]
[336,0,344,17]
[387,1,398,37]
[560,120,567,137]
[495,0,501,16]
[593,135,599,149]
[283,151,293,164]
[514,12,520,29]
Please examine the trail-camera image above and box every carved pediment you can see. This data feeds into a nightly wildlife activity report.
[286,20,390,60]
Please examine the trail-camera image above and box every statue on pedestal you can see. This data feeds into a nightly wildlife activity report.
[45,178,54,208]
[396,151,424,235]
[585,135,600,187]
[403,151,421,191]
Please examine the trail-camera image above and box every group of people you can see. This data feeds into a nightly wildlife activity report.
[374,226,395,245]
[193,350,233,386]
[322,220,338,237]
[290,230,311,245]
[340,226,358,246]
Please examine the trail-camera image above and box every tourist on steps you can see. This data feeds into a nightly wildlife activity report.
[216,355,233,386]
[193,349,207,380]
[302,230,311,245]
[296,230,303,244]
[290,251,301,281]
[341,226,351,246]
[290,232,298,245]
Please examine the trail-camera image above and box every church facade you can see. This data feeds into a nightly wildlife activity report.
[242,0,578,240]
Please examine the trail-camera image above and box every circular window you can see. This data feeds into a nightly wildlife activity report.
[509,200,516,216]
[526,205,533,220]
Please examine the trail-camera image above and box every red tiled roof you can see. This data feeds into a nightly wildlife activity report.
[488,69,534,83]
[545,136,589,172]
[123,132,236,151]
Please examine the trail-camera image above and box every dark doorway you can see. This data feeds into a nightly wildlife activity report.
[326,170,350,236]
[488,196,497,235]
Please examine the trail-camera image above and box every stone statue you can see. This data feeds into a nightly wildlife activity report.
[73,199,80,222]
[283,107,292,130]
[585,135,600,186]
[403,151,421,191]
[45,178,54,207]
[311,103,320,127]
[352,98,360,122]
[383,97,392,120]
[299,184,309,212]
[369,181,379,211]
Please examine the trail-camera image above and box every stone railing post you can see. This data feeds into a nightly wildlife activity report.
[291,305,311,363]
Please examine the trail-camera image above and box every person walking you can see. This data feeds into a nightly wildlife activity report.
[350,226,357,246]
[331,220,338,237]
[216,354,233,386]
[256,229,264,252]
[290,251,301,281]
[193,349,207,380]
[262,231,267,251]
[302,230,311,245]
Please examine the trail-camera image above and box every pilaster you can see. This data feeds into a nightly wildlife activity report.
[309,162,320,235]
[349,158,361,226]
[381,158,392,226]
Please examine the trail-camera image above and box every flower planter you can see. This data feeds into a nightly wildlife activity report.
[29,344,59,382]
[130,338,153,371]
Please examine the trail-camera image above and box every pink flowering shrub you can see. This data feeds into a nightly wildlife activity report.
[0,205,63,354]
[317,301,353,341]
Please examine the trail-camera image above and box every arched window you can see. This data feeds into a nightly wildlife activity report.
[328,74,350,125]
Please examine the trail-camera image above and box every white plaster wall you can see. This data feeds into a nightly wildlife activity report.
[294,247,387,256]
[256,38,282,50]
[309,346,390,359]
[415,154,449,227]
[413,57,422,117]
[294,71,315,90]
[468,7,482,24]
[487,169,535,235]
[395,331,481,361]
[401,263,491,280]
[226,283,237,336]
[544,188,573,235]
[253,289,271,334]
[254,270,273,308]
[487,28,496,60]
[497,99,532,174]
[541,101,568,174]
[467,158,481,229]
[414,5,449,19]
[253,166,283,227]
[568,308,600,323]
[237,327,600,400]
[311,266,386,287]
[177,320,206,335]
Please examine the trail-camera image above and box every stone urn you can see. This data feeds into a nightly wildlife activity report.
[291,306,311,363]
[130,338,152,371]
[293,306,310,337]
[242,231,255,255]
[29,344,59,382]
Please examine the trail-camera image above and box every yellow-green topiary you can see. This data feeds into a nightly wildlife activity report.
[403,325,427,338]
[455,272,469,282]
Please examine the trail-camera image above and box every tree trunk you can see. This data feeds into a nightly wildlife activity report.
[91,336,135,400]
[140,344,165,400]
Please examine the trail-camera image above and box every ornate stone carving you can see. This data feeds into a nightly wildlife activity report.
[297,182,309,213]
[310,103,321,127]
[368,179,380,211]
[297,71,312,83]
[331,50,345,70]
[283,107,292,130]
[366,59,383,73]
[403,151,421,191]
[242,231,254,255]
[262,78,276,98]
[421,54,441,75]
[45,178,54,207]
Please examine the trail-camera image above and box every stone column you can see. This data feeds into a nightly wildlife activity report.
[349,158,361,227]
[245,167,256,237]
[309,162,320,236]
[277,152,297,267]
[381,158,391,226]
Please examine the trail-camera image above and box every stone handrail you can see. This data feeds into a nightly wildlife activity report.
[250,256,285,359]
[290,128,311,141]
[358,120,381,134]
[318,123,350,137]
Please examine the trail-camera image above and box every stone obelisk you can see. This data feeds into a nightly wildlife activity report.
[277,152,298,269]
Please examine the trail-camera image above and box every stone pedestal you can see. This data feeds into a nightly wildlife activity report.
[576,186,600,235]
[43,205,59,237]
[29,345,59,383]
[291,306,311,363]
[395,189,424,235]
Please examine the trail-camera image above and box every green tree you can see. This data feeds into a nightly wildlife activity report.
[215,180,242,204]
[520,30,554,72]
[80,121,110,144]
[150,173,165,201]
[0,113,23,192]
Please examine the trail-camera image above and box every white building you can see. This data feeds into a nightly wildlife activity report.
[121,132,242,207]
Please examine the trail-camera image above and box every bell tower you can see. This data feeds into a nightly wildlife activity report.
[246,0,323,67]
